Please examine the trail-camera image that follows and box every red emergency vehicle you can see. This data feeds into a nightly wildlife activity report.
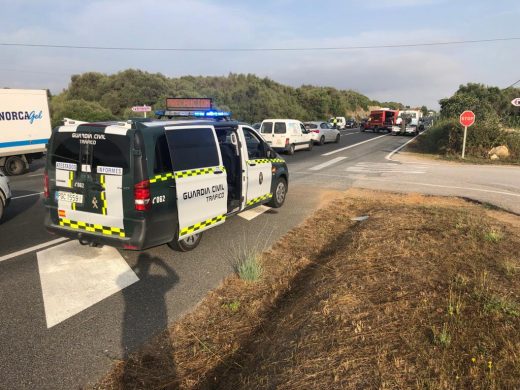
[361,109,399,133]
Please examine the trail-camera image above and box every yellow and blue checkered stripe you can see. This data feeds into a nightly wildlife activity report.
[100,174,107,215]
[174,166,226,179]
[246,158,285,165]
[67,171,74,188]
[150,166,226,183]
[150,172,174,184]
[246,193,272,206]
[59,218,125,237]
[179,214,226,237]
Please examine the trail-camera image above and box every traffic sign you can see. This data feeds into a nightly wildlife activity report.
[511,98,520,107]
[459,110,475,127]
[131,105,152,112]
[459,110,475,159]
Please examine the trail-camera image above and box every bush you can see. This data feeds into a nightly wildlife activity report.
[410,119,455,154]
[504,131,520,160]
[412,118,520,162]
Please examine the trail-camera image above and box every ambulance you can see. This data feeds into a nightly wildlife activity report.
[43,99,289,251]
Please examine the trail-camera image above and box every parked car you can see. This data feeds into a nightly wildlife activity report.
[0,171,12,222]
[304,121,340,145]
[345,119,357,128]
[260,119,313,155]
[252,122,261,130]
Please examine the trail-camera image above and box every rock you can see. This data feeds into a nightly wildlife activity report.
[488,145,509,159]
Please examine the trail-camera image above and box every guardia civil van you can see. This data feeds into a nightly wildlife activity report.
[44,102,289,251]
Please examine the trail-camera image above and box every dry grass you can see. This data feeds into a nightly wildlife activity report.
[95,190,520,390]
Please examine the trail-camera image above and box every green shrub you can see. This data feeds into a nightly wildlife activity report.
[410,119,455,154]
[504,131,520,160]
[235,254,263,282]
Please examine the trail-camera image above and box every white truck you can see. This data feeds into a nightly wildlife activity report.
[0,89,52,175]
[391,109,424,136]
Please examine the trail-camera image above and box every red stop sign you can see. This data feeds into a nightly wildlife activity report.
[459,110,475,127]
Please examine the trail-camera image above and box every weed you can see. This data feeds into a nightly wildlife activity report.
[483,295,519,317]
[501,259,518,276]
[484,229,503,243]
[235,254,263,282]
[453,273,468,288]
[222,300,241,312]
[447,287,463,317]
[229,224,273,282]
[434,323,451,347]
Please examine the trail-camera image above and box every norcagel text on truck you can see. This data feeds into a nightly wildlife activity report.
[0,89,52,175]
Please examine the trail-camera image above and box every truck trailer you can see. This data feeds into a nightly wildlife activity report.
[0,89,52,175]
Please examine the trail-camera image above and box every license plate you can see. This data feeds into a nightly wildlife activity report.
[56,191,84,204]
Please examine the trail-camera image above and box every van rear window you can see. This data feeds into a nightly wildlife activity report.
[50,132,130,172]
[274,122,287,134]
[165,128,220,171]
[260,122,273,134]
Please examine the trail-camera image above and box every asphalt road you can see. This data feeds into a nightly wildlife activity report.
[1,128,519,389]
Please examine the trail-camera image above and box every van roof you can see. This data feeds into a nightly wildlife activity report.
[56,118,241,133]
[261,119,300,122]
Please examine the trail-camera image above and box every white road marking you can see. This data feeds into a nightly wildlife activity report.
[28,173,44,177]
[385,129,428,161]
[0,237,69,263]
[322,134,387,156]
[309,157,347,171]
[12,191,44,200]
[238,205,270,221]
[306,173,520,198]
[37,241,139,328]
[346,162,428,174]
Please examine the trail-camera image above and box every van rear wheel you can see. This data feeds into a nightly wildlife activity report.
[168,232,202,252]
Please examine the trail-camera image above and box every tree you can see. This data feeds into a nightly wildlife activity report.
[50,98,115,127]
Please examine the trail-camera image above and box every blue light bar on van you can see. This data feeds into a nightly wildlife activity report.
[194,110,231,117]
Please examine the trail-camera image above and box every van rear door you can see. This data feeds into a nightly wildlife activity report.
[49,126,129,238]
[260,121,274,145]
[271,121,288,149]
[164,125,228,239]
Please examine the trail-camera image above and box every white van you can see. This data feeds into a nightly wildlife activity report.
[329,116,346,130]
[259,119,313,155]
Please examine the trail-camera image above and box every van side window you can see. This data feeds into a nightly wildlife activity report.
[243,128,267,159]
[166,128,220,171]
[274,122,287,134]
[154,134,173,174]
[260,122,273,134]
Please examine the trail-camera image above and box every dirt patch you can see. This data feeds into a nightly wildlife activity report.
[96,190,520,390]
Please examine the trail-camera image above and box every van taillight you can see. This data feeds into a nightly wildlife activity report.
[134,180,151,211]
[44,172,49,198]
[285,138,290,146]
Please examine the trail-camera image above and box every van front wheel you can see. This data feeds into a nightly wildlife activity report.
[268,177,287,208]
[168,232,202,252]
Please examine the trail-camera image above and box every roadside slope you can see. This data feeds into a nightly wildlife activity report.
[97,190,520,390]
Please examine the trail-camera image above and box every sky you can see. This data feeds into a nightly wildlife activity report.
[0,0,519,109]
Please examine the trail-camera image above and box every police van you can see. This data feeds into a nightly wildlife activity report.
[43,100,289,251]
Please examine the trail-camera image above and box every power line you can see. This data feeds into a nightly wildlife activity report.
[0,37,519,52]
[506,79,520,89]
